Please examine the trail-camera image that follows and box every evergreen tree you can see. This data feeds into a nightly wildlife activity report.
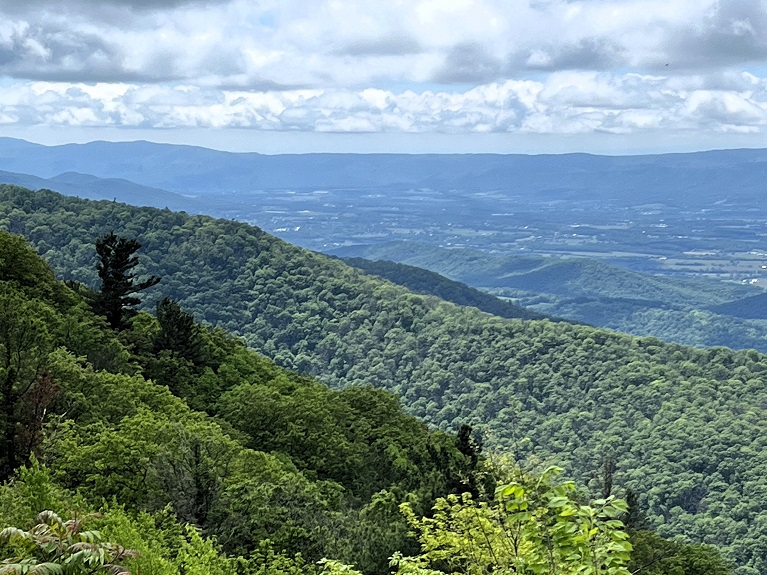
[453,424,483,499]
[622,488,648,531]
[154,298,204,364]
[93,233,160,330]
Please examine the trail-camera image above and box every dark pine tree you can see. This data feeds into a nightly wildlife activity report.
[93,232,160,330]
[153,297,204,364]
[454,424,484,499]
[623,488,649,531]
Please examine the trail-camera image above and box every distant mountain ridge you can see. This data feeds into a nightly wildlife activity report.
[1,138,766,208]
[0,168,197,211]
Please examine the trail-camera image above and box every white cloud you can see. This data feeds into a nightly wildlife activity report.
[0,71,764,139]
[0,0,765,148]
[1,0,763,88]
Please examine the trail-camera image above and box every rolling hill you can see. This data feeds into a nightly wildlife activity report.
[0,168,199,212]
[337,256,552,322]
[709,292,767,320]
[331,241,767,352]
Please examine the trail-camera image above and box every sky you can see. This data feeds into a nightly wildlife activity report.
[1,0,766,154]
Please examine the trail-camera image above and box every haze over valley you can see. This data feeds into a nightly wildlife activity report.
[3,138,766,282]
[3,138,767,353]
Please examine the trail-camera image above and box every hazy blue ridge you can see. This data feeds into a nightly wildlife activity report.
[1,138,767,207]
[0,168,200,212]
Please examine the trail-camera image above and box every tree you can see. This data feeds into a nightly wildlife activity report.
[93,233,160,330]
[627,530,731,575]
[0,231,58,299]
[452,424,485,500]
[153,298,204,364]
[0,286,55,480]
[394,466,633,575]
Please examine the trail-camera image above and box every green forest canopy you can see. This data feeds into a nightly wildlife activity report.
[0,227,724,575]
[330,241,767,352]
[0,185,764,572]
[0,227,486,574]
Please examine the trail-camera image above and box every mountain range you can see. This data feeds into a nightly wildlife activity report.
[1,138,766,208]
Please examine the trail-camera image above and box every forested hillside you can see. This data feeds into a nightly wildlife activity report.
[338,257,551,322]
[0,224,726,575]
[709,292,767,320]
[1,185,765,572]
[0,228,493,574]
[332,241,767,352]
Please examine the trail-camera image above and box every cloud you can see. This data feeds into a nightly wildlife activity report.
[102,0,232,7]
[0,0,764,147]
[0,20,194,83]
[656,0,767,69]
[683,89,767,129]
[510,37,627,72]
[0,0,232,12]
[0,22,159,83]
[329,34,423,57]
[0,71,764,138]
[433,43,502,83]
[0,1,671,87]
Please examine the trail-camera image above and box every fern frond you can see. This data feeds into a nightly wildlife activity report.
[34,512,63,531]
[0,528,33,544]
[28,563,64,575]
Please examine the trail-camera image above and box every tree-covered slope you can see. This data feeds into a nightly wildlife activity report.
[339,257,551,322]
[1,185,765,572]
[709,292,767,320]
[330,241,756,307]
[331,241,767,351]
[0,227,494,575]
[1,225,726,575]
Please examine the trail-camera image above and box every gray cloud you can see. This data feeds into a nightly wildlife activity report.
[657,0,767,70]
[0,23,184,83]
[0,0,230,13]
[433,42,502,83]
[0,24,116,76]
[509,37,627,72]
[679,70,763,91]
[330,34,423,57]
[0,15,270,85]
[0,0,765,102]
[687,93,766,128]
[433,36,626,83]
[99,0,228,6]
[217,78,315,91]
